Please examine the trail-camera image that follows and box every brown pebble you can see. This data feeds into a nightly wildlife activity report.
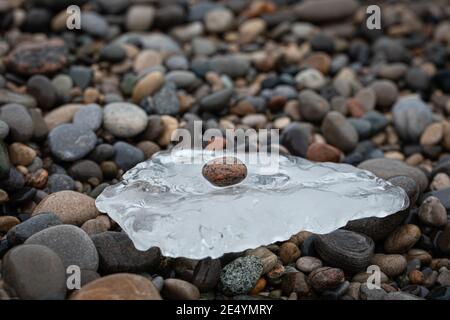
[202,157,247,187]
[306,142,342,163]
[279,242,301,264]
[308,267,345,291]
[0,216,20,233]
[8,143,36,166]
[384,224,421,254]
[409,270,425,285]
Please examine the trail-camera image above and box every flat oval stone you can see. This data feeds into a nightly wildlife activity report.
[5,39,67,76]
[315,229,375,273]
[48,124,97,162]
[33,190,99,226]
[202,156,247,187]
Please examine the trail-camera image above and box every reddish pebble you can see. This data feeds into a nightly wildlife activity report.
[202,157,247,187]
[306,142,342,163]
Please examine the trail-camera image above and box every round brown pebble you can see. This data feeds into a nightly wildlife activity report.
[384,224,421,254]
[70,273,161,300]
[369,254,407,278]
[32,190,99,226]
[279,242,301,264]
[0,216,20,233]
[202,157,247,187]
[308,267,345,291]
[8,143,36,166]
[409,270,425,285]
[306,142,342,163]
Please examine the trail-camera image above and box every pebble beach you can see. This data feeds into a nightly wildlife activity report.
[0,0,450,301]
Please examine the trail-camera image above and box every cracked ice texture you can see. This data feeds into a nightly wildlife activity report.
[95,149,409,259]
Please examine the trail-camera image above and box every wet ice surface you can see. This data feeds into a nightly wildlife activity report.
[95,149,409,259]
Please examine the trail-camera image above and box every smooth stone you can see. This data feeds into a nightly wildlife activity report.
[205,8,234,33]
[209,55,250,78]
[0,103,34,142]
[8,143,36,166]
[32,190,99,226]
[103,102,148,138]
[418,196,448,227]
[52,74,73,97]
[296,256,323,273]
[162,279,200,300]
[315,230,375,273]
[113,141,145,171]
[46,174,75,193]
[322,111,358,153]
[89,144,115,163]
[280,123,311,157]
[69,66,92,90]
[2,244,67,299]
[308,267,345,291]
[132,71,165,104]
[99,44,126,63]
[91,231,161,274]
[0,216,20,234]
[71,273,162,300]
[149,82,180,115]
[392,96,433,142]
[298,89,330,122]
[126,5,155,32]
[73,104,103,132]
[384,224,422,254]
[25,225,98,271]
[165,70,197,89]
[165,55,189,71]
[358,158,428,193]
[4,39,67,76]
[295,69,326,90]
[26,75,56,110]
[370,254,407,278]
[406,68,430,91]
[200,89,233,113]
[48,124,97,162]
[80,12,109,38]
[370,80,399,109]
[279,242,301,264]
[68,160,103,182]
[7,213,62,245]
[220,256,263,296]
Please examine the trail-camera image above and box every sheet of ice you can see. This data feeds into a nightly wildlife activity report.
[95,149,409,259]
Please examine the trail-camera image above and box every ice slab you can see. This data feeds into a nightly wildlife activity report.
[95,149,409,259]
